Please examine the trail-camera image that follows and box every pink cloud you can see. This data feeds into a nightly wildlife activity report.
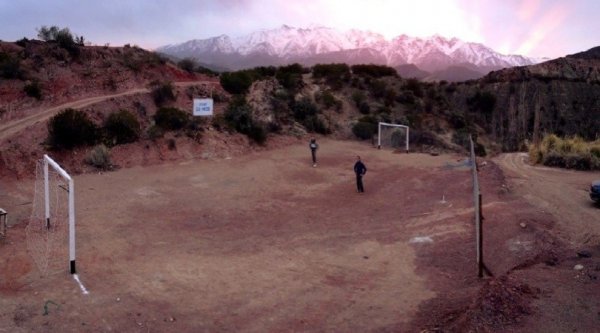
[517,0,542,21]
[516,3,571,55]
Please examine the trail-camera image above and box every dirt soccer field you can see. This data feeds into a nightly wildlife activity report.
[1,139,599,332]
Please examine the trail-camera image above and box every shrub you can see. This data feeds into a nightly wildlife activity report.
[351,64,397,78]
[276,64,305,91]
[352,121,377,140]
[147,125,164,140]
[402,79,424,98]
[104,110,141,145]
[316,90,342,112]
[0,52,23,79]
[313,63,350,78]
[37,26,80,57]
[151,82,176,106]
[351,91,366,107]
[359,102,370,115]
[220,71,254,95]
[177,58,196,73]
[48,109,99,149]
[292,97,319,121]
[154,107,189,131]
[16,37,29,47]
[312,63,350,89]
[368,79,387,99]
[85,144,111,169]
[529,134,600,170]
[24,81,43,100]
[224,97,267,144]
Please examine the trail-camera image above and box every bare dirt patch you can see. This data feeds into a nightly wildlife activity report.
[0,140,598,332]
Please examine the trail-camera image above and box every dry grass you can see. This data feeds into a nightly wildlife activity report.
[529,134,600,170]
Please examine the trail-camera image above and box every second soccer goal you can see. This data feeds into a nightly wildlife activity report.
[377,122,409,153]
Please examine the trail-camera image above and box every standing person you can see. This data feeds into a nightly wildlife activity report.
[309,138,319,167]
[354,155,367,193]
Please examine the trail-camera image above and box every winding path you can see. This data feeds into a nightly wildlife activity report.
[494,153,600,245]
[0,81,210,141]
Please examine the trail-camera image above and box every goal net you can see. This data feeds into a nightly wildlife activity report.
[26,155,77,275]
[378,122,410,153]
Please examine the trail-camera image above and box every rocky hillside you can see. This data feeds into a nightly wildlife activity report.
[0,39,201,123]
[448,47,600,150]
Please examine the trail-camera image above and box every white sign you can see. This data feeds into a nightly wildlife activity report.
[193,98,213,116]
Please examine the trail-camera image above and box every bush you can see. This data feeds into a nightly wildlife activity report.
[351,64,397,78]
[312,63,350,89]
[37,26,80,57]
[147,125,164,140]
[48,109,99,149]
[352,121,377,140]
[85,144,111,169]
[402,79,424,98]
[24,81,43,100]
[154,107,189,131]
[315,90,342,112]
[177,58,196,73]
[276,64,305,91]
[292,97,319,121]
[220,71,254,95]
[313,63,350,78]
[0,52,23,79]
[358,102,371,115]
[104,110,141,145]
[351,91,366,107]
[529,134,600,170]
[224,97,267,144]
[151,82,176,106]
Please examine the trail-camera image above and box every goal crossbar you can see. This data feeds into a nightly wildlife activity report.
[377,122,410,153]
[43,154,77,274]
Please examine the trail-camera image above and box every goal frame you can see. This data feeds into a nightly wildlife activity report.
[43,154,77,274]
[377,122,410,153]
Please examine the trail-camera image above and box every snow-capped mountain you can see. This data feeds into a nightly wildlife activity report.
[157,25,539,76]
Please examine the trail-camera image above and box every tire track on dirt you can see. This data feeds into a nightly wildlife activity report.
[495,153,600,245]
[0,81,212,142]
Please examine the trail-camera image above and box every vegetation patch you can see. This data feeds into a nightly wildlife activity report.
[529,134,600,170]
[351,64,397,78]
[151,82,176,106]
[24,81,43,100]
[48,109,99,149]
[154,107,189,131]
[224,97,267,144]
[85,144,112,170]
[104,110,141,145]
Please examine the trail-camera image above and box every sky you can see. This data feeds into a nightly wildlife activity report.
[0,0,598,58]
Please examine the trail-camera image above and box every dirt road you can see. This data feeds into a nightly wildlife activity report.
[495,153,600,245]
[0,81,211,142]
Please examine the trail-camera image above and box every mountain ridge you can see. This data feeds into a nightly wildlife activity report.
[157,25,540,79]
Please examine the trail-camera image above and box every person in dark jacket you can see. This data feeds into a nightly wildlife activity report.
[309,138,319,167]
[354,156,367,193]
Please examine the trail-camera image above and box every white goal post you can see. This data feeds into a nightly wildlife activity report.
[377,122,410,153]
[44,155,77,274]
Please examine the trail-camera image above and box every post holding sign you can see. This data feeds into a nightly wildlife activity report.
[193,98,213,116]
